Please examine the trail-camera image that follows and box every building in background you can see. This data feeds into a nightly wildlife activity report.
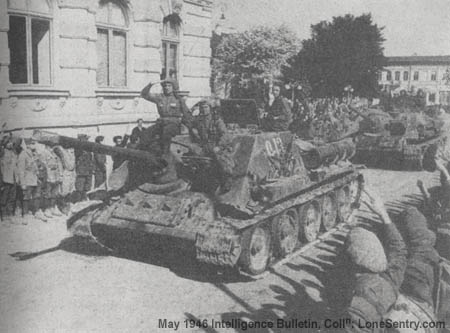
[0,0,212,141]
[378,55,450,106]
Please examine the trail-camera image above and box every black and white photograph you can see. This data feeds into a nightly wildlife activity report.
[0,0,450,332]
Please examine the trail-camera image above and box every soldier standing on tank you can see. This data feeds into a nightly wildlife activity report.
[74,134,94,202]
[262,83,293,132]
[140,78,191,155]
[93,136,107,188]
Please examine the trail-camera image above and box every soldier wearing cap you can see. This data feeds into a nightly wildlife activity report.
[74,134,94,201]
[190,99,235,191]
[140,78,191,155]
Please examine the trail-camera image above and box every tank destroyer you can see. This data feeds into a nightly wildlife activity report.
[34,101,363,275]
[351,106,445,170]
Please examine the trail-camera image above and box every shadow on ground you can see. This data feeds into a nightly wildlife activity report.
[183,183,433,332]
[8,232,251,283]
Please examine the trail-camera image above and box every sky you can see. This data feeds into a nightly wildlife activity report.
[213,0,450,56]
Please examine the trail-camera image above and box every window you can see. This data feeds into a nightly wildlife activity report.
[431,71,437,81]
[403,71,409,81]
[429,93,436,103]
[161,16,180,80]
[413,71,419,81]
[386,71,392,81]
[395,71,400,81]
[96,1,128,87]
[7,0,52,85]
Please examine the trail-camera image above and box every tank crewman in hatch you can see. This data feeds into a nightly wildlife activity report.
[140,78,192,155]
[190,99,227,149]
[262,83,293,132]
[190,99,235,191]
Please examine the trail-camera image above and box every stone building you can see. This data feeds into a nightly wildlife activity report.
[0,0,213,141]
[378,55,450,106]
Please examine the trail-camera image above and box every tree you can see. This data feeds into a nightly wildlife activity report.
[288,14,385,98]
[211,25,299,101]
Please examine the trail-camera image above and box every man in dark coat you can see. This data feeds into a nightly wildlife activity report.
[140,79,191,155]
[130,119,145,144]
[344,189,407,333]
[74,134,93,201]
[262,83,293,132]
[93,136,107,188]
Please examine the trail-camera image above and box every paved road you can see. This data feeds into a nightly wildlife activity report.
[0,169,439,332]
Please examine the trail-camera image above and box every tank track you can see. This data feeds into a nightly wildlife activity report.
[195,170,363,273]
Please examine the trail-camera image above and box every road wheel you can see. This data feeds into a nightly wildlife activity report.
[272,209,299,257]
[298,201,321,242]
[239,226,271,275]
[337,186,352,222]
[321,192,338,231]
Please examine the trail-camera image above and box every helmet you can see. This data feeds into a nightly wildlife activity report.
[346,227,387,273]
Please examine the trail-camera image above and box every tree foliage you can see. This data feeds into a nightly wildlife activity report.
[211,25,299,99]
[288,14,385,98]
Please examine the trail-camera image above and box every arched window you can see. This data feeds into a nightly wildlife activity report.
[161,15,180,80]
[7,0,52,85]
[96,0,128,87]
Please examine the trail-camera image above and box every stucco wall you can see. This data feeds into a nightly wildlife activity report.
[0,0,212,135]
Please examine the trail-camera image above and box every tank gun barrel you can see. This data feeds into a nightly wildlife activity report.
[33,130,166,169]
[302,138,356,169]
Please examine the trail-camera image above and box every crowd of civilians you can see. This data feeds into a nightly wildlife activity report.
[0,119,146,224]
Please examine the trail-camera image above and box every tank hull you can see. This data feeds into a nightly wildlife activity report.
[354,135,445,170]
[70,165,362,271]
[58,127,364,275]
